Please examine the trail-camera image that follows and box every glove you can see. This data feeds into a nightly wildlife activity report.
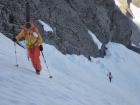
[12,37,17,42]
[39,45,43,51]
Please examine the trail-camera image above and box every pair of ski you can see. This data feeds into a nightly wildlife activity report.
[14,64,53,78]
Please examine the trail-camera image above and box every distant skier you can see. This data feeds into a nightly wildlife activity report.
[13,21,43,75]
[107,72,112,83]
[100,43,107,58]
[88,56,91,61]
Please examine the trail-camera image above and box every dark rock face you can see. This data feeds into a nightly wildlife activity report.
[0,0,134,57]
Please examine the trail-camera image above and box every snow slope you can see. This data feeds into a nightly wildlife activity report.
[88,30,102,49]
[39,20,53,32]
[0,33,140,105]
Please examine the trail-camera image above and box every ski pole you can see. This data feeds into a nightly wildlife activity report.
[14,42,19,67]
[41,51,53,78]
[12,25,19,67]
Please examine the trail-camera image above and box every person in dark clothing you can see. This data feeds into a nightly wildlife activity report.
[100,43,107,58]
[88,56,91,61]
[107,72,112,83]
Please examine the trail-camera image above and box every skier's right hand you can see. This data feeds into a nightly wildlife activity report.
[39,45,43,51]
[12,38,17,42]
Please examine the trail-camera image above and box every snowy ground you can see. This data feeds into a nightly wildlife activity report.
[0,33,140,105]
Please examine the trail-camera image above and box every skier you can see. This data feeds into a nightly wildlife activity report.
[99,43,107,58]
[13,21,43,75]
[107,72,112,83]
[88,56,91,61]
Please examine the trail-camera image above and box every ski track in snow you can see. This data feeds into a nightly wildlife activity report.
[0,33,140,105]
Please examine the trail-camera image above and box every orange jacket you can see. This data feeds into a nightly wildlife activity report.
[16,25,42,48]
